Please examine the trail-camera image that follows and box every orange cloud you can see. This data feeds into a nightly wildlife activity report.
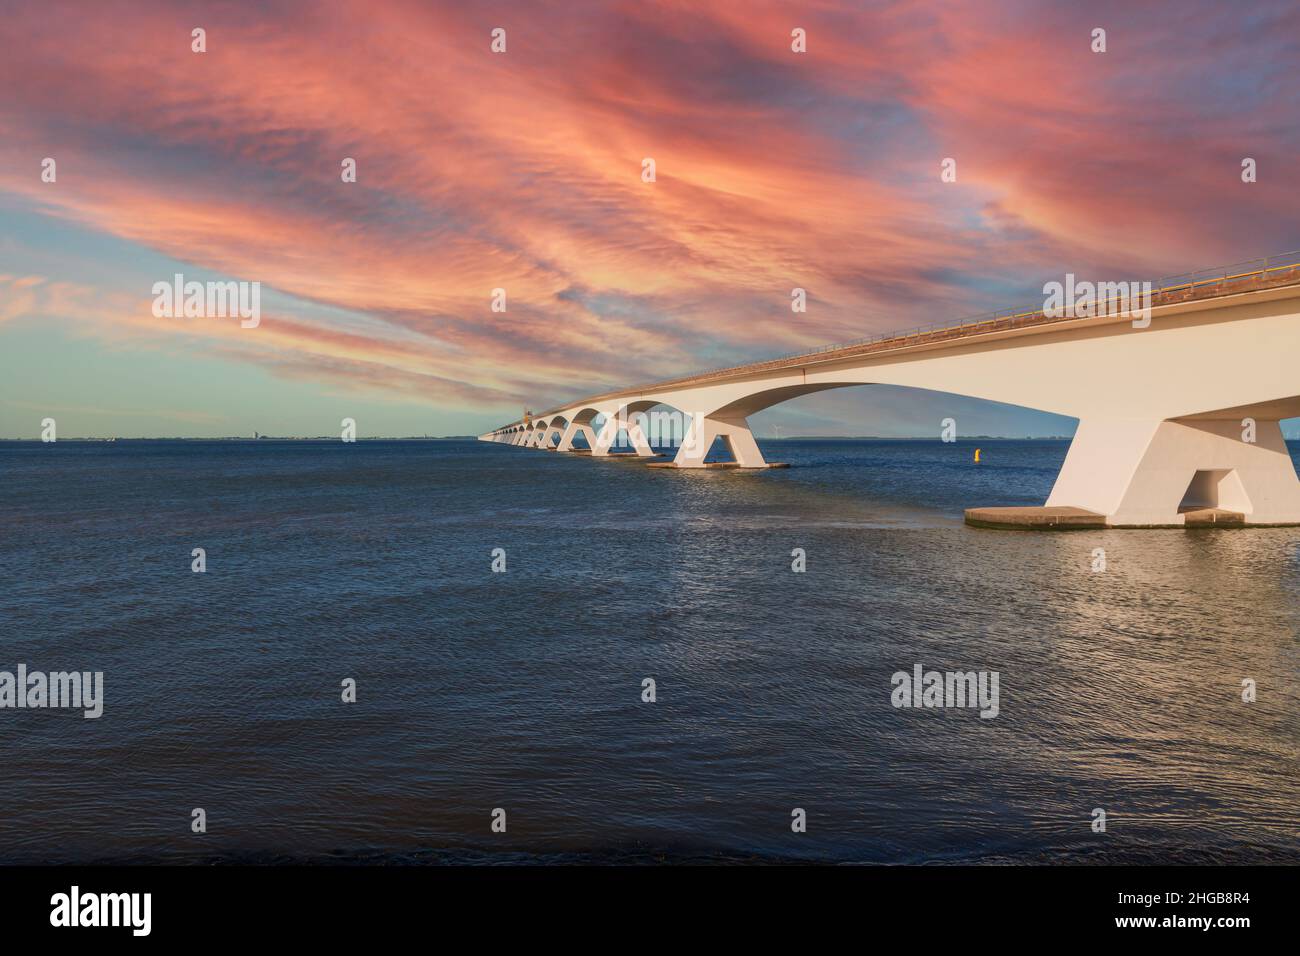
[1,0,1296,419]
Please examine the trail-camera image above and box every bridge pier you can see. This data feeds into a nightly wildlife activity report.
[588,414,657,457]
[554,422,576,451]
[627,418,658,457]
[555,421,590,452]
[1036,417,1300,526]
[671,414,768,468]
[590,415,619,457]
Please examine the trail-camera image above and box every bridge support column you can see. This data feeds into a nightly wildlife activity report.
[626,415,658,457]
[588,411,660,457]
[556,422,596,452]
[554,422,578,451]
[671,414,768,468]
[1046,418,1300,526]
[590,416,620,457]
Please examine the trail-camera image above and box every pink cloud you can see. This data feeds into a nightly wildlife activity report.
[1,0,1295,418]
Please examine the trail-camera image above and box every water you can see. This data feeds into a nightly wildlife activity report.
[2,439,1298,864]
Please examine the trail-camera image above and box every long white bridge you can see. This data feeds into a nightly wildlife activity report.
[481,255,1300,528]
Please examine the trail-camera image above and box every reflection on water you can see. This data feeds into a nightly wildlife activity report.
[0,438,1296,863]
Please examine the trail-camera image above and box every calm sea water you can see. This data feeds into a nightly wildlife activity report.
[2,438,1298,864]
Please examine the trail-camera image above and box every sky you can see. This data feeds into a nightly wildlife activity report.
[1,0,1298,439]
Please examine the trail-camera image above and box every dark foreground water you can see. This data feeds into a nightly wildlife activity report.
[2,439,1298,864]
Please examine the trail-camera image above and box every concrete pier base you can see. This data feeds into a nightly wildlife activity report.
[672,415,769,468]
[1180,507,1246,526]
[964,504,1290,529]
[646,461,789,469]
[964,506,1106,530]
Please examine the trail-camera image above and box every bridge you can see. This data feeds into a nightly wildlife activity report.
[480,254,1300,528]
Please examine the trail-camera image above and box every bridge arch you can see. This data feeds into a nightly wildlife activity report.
[600,399,694,458]
[541,416,569,448]
[556,408,608,451]
[707,383,861,421]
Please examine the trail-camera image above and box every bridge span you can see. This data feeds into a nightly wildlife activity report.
[481,255,1300,528]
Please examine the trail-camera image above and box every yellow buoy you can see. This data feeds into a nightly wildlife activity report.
[974,448,981,463]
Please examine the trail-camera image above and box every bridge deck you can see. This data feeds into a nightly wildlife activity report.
[502,256,1300,428]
